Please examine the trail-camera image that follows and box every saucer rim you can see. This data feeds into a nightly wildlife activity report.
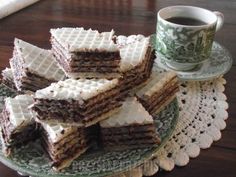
[151,35,233,81]
[155,51,211,65]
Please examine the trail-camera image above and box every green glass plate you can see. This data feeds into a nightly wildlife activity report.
[0,81,179,177]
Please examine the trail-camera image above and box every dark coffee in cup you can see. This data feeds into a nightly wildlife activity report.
[166,17,207,26]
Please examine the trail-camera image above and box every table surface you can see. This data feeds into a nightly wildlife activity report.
[0,0,235,177]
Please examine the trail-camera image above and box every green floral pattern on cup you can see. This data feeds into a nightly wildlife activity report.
[156,20,216,63]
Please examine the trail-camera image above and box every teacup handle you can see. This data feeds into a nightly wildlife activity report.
[214,11,224,31]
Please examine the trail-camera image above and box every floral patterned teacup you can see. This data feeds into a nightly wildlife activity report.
[156,6,224,71]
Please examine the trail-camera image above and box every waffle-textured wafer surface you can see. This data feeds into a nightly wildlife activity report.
[1,68,13,80]
[116,34,146,48]
[41,122,77,143]
[5,95,35,128]
[100,97,153,128]
[120,37,150,72]
[35,78,118,101]
[50,27,118,52]
[14,38,65,81]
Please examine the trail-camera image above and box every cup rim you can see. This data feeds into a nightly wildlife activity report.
[158,5,217,28]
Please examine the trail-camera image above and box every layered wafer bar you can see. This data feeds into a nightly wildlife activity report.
[0,95,38,156]
[50,27,121,79]
[117,36,155,97]
[100,97,160,150]
[136,71,179,115]
[10,38,65,92]
[32,78,122,127]
[1,67,16,90]
[40,122,89,171]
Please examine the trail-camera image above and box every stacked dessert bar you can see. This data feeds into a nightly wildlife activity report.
[40,122,89,171]
[10,39,65,92]
[136,71,179,115]
[0,95,38,156]
[100,97,160,149]
[32,78,122,127]
[0,27,180,171]
[1,68,16,90]
[118,36,155,96]
[50,27,121,79]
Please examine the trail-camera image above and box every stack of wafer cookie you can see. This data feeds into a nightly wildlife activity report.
[136,71,179,115]
[50,27,121,79]
[10,39,65,92]
[1,68,16,90]
[100,97,160,149]
[32,78,122,127]
[117,36,155,96]
[40,122,90,171]
[0,95,38,156]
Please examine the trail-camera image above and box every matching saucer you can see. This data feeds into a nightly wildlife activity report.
[153,41,233,81]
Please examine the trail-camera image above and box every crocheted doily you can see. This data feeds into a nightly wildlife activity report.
[111,74,228,177]
[16,74,226,177]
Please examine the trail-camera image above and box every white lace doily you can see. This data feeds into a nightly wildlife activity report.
[111,76,228,177]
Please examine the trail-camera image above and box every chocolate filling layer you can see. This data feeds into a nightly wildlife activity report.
[118,46,154,96]
[1,77,17,90]
[33,85,121,111]
[137,79,179,114]
[51,37,121,74]
[42,139,87,161]
[101,124,156,134]
[34,100,121,124]
[70,60,120,67]
[0,108,39,155]
[148,87,179,115]
[101,124,160,149]
[11,48,61,92]
[139,77,178,103]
